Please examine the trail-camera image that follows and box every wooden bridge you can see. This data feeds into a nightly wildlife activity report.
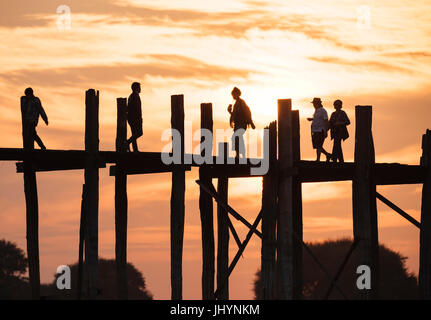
[2,89,430,300]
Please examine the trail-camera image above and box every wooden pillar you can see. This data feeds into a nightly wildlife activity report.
[21,96,40,299]
[23,163,40,299]
[77,184,86,299]
[261,121,277,299]
[420,129,431,299]
[217,142,229,300]
[115,98,128,300]
[352,105,379,299]
[84,89,99,299]
[277,99,298,299]
[170,95,185,300]
[199,103,215,300]
[292,110,303,298]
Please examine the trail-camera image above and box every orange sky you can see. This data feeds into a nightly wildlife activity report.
[0,0,431,299]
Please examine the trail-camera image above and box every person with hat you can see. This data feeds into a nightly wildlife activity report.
[307,97,331,162]
[329,99,350,163]
[227,87,256,160]
[126,82,143,152]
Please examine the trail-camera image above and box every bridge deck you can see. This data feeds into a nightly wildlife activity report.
[0,148,425,185]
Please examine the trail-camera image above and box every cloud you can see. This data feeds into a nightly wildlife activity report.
[307,56,412,74]
[380,51,431,59]
[0,54,254,88]
[0,1,364,52]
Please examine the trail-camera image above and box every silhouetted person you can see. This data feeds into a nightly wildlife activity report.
[329,100,350,163]
[227,87,255,159]
[307,97,331,162]
[126,82,143,152]
[21,88,48,150]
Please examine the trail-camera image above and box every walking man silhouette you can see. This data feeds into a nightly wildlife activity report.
[329,100,350,163]
[227,87,255,160]
[307,97,331,162]
[21,87,48,150]
[126,82,143,152]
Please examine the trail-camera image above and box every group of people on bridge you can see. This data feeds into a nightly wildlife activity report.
[20,85,350,163]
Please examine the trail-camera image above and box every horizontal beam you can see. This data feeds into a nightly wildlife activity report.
[109,164,191,176]
[0,148,427,184]
[0,148,88,161]
[297,161,425,185]
[297,161,355,183]
[200,164,265,178]
[16,160,106,173]
[373,163,425,185]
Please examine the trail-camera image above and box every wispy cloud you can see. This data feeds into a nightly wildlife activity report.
[0,54,254,88]
[0,0,365,52]
[308,56,412,74]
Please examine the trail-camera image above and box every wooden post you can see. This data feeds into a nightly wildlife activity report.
[170,95,185,300]
[199,103,215,300]
[84,89,99,299]
[277,99,297,299]
[420,129,431,299]
[115,98,128,300]
[352,105,379,299]
[292,110,303,299]
[77,184,86,299]
[217,142,229,300]
[261,121,277,299]
[21,96,40,299]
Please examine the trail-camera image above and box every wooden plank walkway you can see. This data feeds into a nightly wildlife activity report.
[1,147,424,185]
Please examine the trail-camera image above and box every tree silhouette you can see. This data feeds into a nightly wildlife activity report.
[254,238,419,300]
[0,239,31,299]
[42,258,153,300]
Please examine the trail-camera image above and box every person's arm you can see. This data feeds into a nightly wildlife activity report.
[323,110,329,131]
[344,112,351,126]
[243,100,256,129]
[38,98,48,125]
[325,119,330,131]
[137,96,142,120]
[335,114,350,126]
[227,104,233,114]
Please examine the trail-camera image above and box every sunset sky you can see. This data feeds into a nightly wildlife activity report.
[1,0,431,299]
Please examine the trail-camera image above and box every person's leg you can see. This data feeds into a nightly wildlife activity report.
[127,125,142,152]
[238,132,246,159]
[33,128,46,150]
[312,132,320,161]
[338,139,344,163]
[333,138,344,163]
[132,139,139,152]
[318,147,330,161]
[23,122,32,150]
[316,133,331,161]
[332,139,338,162]
[231,135,236,156]
[234,136,240,160]
[125,123,132,151]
